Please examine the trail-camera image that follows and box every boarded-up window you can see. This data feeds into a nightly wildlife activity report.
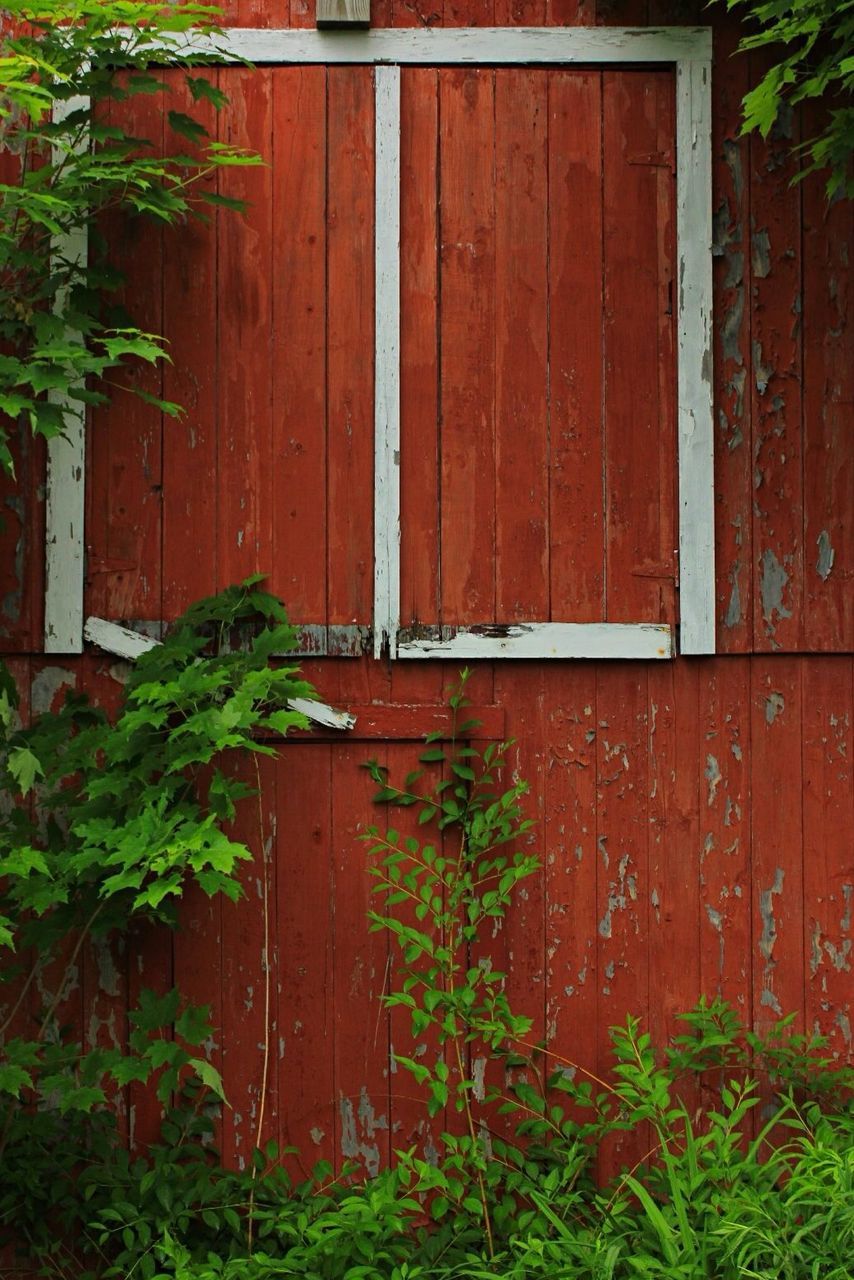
[71,35,712,660]
[396,68,677,658]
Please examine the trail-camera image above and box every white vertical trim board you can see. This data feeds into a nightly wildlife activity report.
[373,65,402,660]
[44,92,89,654]
[676,56,715,655]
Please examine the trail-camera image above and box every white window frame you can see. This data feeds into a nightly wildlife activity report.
[44,27,713,660]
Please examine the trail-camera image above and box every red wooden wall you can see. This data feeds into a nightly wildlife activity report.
[0,2,851,1177]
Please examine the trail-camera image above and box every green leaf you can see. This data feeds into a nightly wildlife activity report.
[7,745,44,796]
[0,1064,33,1097]
[167,110,210,143]
[189,1057,228,1103]
[187,76,228,110]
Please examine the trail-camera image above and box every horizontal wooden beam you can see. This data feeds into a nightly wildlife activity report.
[175,26,712,66]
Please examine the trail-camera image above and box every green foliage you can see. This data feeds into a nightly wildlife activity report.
[0,0,260,473]
[714,0,854,196]
[363,670,542,1254]
[0,582,316,1268]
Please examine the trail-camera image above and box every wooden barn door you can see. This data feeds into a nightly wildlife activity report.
[395,66,679,656]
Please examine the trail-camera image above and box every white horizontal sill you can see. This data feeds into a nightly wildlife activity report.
[396,622,673,661]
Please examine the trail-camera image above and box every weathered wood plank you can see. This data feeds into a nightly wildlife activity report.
[316,0,371,25]
[217,67,274,591]
[177,26,713,65]
[750,659,804,1032]
[698,659,752,1017]
[802,660,853,1056]
[548,70,605,622]
[675,56,715,653]
[398,622,673,659]
[603,71,676,626]
[374,65,402,657]
[543,666,599,1084]
[276,746,336,1171]
[498,667,548,1073]
[85,90,164,631]
[712,22,753,652]
[494,70,549,620]
[595,666,649,1175]
[439,67,496,626]
[272,67,329,623]
[801,133,854,652]
[750,59,803,653]
[647,662,701,1055]
[331,743,390,1175]
[327,67,375,627]
[161,72,219,618]
[44,91,89,654]
[399,68,440,630]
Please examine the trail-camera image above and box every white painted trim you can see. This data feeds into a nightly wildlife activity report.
[398,624,673,661]
[84,615,159,661]
[44,93,89,654]
[373,65,402,660]
[177,26,712,66]
[676,56,715,654]
[363,30,715,660]
[83,617,357,729]
[287,697,356,732]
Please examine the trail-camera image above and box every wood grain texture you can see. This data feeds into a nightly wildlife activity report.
[276,746,336,1171]
[712,22,753,653]
[548,71,605,622]
[272,67,329,622]
[543,667,599,1079]
[494,70,549,621]
[399,68,440,629]
[602,71,676,627]
[698,659,752,1017]
[331,744,390,1175]
[327,67,375,627]
[595,667,650,1176]
[749,57,803,653]
[161,73,219,616]
[217,67,274,595]
[177,27,714,65]
[750,660,804,1034]
[86,90,164,628]
[801,134,854,652]
[802,660,853,1054]
[439,68,496,625]
[374,65,402,657]
[316,0,371,24]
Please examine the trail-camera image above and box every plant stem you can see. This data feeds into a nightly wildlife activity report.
[247,758,271,1255]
